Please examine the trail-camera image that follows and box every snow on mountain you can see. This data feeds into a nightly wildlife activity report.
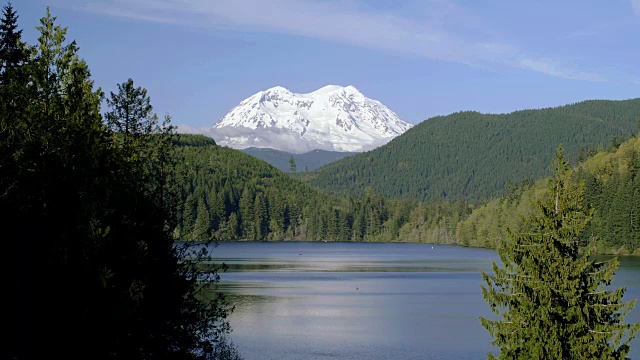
[207,85,412,153]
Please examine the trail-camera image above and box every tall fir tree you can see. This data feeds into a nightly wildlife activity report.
[105,78,178,218]
[480,145,639,359]
[105,78,157,154]
[193,195,211,240]
[0,1,27,84]
[289,155,296,173]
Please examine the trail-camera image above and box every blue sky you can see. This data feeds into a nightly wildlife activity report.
[13,0,640,127]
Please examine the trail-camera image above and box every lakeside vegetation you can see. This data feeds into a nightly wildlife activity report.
[1,6,240,359]
[481,146,638,358]
[175,132,640,255]
[456,134,640,255]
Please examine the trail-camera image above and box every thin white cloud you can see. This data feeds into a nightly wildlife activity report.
[518,59,607,82]
[62,0,607,82]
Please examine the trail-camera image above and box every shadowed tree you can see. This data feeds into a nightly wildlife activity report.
[1,7,240,359]
[105,77,157,156]
[0,1,27,84]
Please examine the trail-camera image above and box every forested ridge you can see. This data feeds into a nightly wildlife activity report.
[303,99,640,203]
[174,135,413,243]
[181,127,640,254]
[455,134,640,254]
[174,112,640,254]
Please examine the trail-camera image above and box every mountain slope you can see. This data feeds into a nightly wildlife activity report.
[209,85,412,153]
[304,98,640,202]
[455,135,640,254]
[242,147,355,172]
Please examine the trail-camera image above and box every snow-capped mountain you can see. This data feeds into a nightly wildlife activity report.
[209,85,412,153]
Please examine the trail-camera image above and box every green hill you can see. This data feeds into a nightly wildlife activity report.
[454,136,640,254]
[173,135,405,242]
[304,98,640,203]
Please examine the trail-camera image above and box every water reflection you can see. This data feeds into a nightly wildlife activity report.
[209,242,640,360]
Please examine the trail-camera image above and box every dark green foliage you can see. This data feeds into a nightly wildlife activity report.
[0,2,26,84]
[457,136,640,254]
[306,99,640,203]
[388,198,472,245]
[1,7,236,359]
[289,155,296,173]
[105,78,156,148]
[105,77,181,227]
[175,133,217,147]
[241,147,355,172]
[174,136,412,243]
[481,146,639,359]
[579,139,640,252]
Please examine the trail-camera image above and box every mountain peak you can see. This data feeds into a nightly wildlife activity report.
[311,84,346,93]
[343,85,360,93]
[264,85,291,94]
[309,84,361,95]
[210,85,412,153]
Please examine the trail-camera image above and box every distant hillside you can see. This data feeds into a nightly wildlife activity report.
[304,98,640,203]
[242,147,355,172]
[455,135,640,254]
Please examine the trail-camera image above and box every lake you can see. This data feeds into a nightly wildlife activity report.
[208,241,640,360]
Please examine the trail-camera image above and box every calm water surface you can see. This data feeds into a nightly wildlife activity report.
[208,242,640,360]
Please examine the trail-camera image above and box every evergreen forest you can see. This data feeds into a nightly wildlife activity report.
[174,136,404,243]
[303,99,640,203]
[175,131,640,254]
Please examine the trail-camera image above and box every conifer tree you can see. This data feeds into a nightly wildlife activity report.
[105,78,156,155]
[254,191,268,240]
[0,2,26,84]
[193,196,211,240]
[239,186,255,239]
[289,155,296,173]
[480,145,639,359]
